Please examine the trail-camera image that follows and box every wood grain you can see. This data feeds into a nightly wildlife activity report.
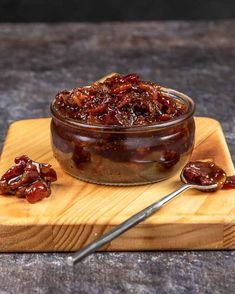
[0,117,234,252]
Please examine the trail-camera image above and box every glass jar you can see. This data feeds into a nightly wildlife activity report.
[50,87,195,186]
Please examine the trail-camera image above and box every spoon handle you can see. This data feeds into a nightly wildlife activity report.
[66,184,191,265]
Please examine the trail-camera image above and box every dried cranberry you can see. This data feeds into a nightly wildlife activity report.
[25,181,51,204]
[0,156,57,204]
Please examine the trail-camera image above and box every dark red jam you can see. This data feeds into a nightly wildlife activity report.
[0,155,57,203]
[51,74,195,185]
[181,161,235,191]
[53,73,187,126]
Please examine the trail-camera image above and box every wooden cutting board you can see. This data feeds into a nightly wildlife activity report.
[0,117,234,252]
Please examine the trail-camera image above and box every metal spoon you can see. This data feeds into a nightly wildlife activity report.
[66,173,218,266]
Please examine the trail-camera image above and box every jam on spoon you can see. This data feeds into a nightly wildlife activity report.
[0,155,57,203]
[180,161,227,191]
[181,161,235,191]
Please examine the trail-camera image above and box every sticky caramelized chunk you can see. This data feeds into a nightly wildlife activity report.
[0,155,57,203]
[54,73,187,126]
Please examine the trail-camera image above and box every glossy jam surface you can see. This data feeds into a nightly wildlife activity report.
[51,74,195,185]
[53,74,187,126]
[0,155,57,203]
[181,161,235,191]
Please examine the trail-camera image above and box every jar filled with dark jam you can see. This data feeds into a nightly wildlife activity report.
[50,74,195,185]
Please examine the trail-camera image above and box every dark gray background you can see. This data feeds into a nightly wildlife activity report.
[0,0,235,22]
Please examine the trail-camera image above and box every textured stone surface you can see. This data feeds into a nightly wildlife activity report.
[0,21,235,293]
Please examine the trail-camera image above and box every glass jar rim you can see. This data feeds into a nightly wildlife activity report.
[50,87,196,133]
